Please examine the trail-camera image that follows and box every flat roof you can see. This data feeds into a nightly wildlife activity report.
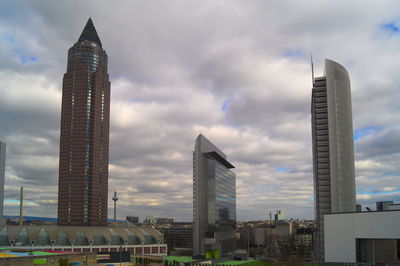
[325,209,400,215]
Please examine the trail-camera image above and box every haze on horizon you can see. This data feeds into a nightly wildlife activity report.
[0,0,400,221]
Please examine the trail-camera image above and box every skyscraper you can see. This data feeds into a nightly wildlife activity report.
[0,141,5,225]
[193,134,236,258]
[58,18,111,226]
[311,59,356,261]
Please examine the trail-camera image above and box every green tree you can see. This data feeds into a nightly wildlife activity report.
[58,257,73,266]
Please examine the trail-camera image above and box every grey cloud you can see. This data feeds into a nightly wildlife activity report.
[1,0,400,221]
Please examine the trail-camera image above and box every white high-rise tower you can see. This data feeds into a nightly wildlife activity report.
[311,59,356,261]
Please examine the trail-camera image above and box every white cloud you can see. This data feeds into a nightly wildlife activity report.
[0,0,399,220]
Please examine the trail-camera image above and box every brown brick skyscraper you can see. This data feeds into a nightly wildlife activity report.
[58,18,110,226]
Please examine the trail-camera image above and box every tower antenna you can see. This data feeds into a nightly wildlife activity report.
[311,54,315,87]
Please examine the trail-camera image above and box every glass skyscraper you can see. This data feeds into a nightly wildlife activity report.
[58,18,110,226]
[193,134,236,258]
[311,59,356,261]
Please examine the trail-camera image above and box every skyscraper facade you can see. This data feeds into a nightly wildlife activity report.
[193,134,236,258]
[58,18,111,226]
[311,59,356,261]
[0,141,5,225]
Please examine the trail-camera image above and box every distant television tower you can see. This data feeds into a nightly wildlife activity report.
[19,187,23,225]
[112,190,119,222]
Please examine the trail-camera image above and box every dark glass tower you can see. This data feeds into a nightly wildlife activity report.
[58,18,110,226]
[193,134,236,258]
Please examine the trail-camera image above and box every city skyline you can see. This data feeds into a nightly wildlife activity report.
[0,1,400,221]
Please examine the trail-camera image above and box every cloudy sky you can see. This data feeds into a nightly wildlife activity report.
[0,0,399,222]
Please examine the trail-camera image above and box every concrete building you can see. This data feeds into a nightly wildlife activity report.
[0,142,5,226]
[144,216,157,224]
[253,227,268,247]
[274,221,298,248]
[376,201,400,211]
[324,210,400,263]
[311,59,356,261]
[193,134,236,258]
[294,228,313,249]
[0,225,167,255]
[58,18,111,226]
[156,218,174,224]
[126,216,139,224]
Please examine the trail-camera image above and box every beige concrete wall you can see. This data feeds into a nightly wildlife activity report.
[325,211,400,263]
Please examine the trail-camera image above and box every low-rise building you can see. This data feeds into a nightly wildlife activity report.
[0,225,167,255]
[164,225,193,250]
[156,218,174,224]
[325,210,400,263]
[274,221,298,248]
[126,216,139,224]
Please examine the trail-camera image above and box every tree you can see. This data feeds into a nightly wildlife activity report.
[58,257,73,266]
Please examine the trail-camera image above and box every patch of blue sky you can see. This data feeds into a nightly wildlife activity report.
[275,166,290,173]
[4,199,19,204]
[1,32,38,64]
[220,99,229,111]
[19,55,38,64]
[283,49,304,58]
[0,32,14,44]
[381,170,400,177]
[353,126,380,141]
[380,21,400,36]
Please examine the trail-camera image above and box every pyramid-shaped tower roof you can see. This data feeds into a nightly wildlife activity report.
[78,18,102,47]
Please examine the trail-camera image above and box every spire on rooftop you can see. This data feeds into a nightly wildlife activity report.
[78,18,102,47]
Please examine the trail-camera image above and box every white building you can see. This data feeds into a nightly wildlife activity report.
[324,210,400,263]
[311,59,356,261]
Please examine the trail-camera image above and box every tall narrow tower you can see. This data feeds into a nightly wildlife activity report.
[19,187,23,225]
[58,18,111,226]
[311,59,356,261]
[112,190,118,222]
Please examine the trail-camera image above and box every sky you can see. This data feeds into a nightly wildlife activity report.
[0,0,400,222]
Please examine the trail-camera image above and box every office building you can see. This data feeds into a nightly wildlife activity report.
[193,134,236,258]
[144,216,157,224]
[376,201,400,211]
[311,59,356,261]
[0,141,5,225]
[164,224,193,250]
[126,216,139,224]
[58,18,111,226]
[294,228,313,249]
[274,210,285,222]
